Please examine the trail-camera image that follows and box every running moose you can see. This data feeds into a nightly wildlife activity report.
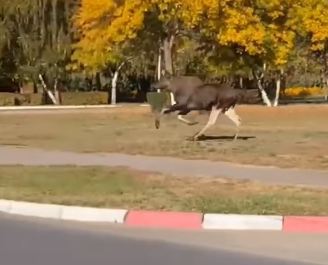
[151,76,246,141]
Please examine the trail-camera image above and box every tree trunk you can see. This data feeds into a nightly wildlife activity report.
[52,0,58,48]
[163,34,175,76]
[54,78,61,104]
[39,74,58,105]
[239,76,243,89]
[33,81,38,94]
[324,51,328,101]
[95,72,102,91]
[325,78,328,101]
[257,79,272,107]
[157,46,162,92]
[110,62,125,105]
[273,69,283,107]
[111,71,119,105]
[253,63,272,107]
[40,0,46,46]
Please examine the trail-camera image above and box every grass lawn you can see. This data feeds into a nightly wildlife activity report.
[0,166,328,215]
[0,105,328,170]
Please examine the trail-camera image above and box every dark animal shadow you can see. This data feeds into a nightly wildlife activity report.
[188,135,256,141]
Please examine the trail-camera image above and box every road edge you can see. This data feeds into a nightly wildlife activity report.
[1,199,328,232]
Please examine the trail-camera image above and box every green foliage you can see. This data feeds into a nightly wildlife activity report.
[0,0,75,85]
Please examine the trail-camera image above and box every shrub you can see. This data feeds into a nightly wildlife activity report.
[61,92,108,105]
[0,92,108,106]
[0,93,42,106]
[0,93,15,105]
[283,87,327,98]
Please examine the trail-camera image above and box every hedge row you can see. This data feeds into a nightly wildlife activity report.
[0,87,327,106]
[282,87,328,98]
[0,92,108,106]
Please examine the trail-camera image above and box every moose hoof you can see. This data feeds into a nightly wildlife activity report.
[187,121,199,126]
[187,134,204,141]
[233,132,239,141]
[155,120,160,129]
[186,136,198,141]
[195,134,206,141]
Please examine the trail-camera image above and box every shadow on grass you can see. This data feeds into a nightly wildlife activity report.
[187,135,256,141]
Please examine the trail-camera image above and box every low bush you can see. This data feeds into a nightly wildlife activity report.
[61,92,108,105]
[283,87,328,98]
[0,92,108,106]
[0,93,42,106]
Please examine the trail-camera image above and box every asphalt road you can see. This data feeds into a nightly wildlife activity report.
[0,214,323,265]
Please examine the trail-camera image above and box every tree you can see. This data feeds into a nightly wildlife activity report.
[0,0,76,101]
[176,0,272,105]
[296,0,328,99]
[253,0,299,106]
[179,0,300,106]
[71,0,159,104]
[71,0,188,103]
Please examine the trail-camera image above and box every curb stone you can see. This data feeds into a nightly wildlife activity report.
[61,206,127,223]
[0,199,327,232]
[202,214,283,231]
[0,104,150,112]
[125,210,203,229]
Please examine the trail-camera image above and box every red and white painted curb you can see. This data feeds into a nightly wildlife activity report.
[1,199,327,232]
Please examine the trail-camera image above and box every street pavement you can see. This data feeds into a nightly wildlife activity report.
[0,213,327,265]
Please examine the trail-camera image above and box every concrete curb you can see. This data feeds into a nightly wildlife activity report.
[61,206,127,223]
[283,216,328,232]
[0,104,150,112]
[0,200,127,224]
[0,104,121,111]
[1,199,328,232]
[202,214,283,231]
[125,210,203,229]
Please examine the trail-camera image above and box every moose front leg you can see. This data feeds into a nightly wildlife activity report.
[177,109,198,126]
[161,103,183,114]
[155,104,183,129]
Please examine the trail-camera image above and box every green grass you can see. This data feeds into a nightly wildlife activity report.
[1,166,328,215]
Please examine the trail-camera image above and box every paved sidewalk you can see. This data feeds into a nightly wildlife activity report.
[0,146,327,187]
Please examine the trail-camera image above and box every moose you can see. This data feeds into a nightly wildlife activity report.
[151,76,245,141]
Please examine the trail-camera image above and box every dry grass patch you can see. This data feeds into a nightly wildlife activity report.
[0,166,327,215]
[0,104,328,169]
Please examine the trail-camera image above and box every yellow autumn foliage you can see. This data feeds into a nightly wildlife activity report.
[283,87,327,97]
[72,0,276,71]
[296,0,328,52]
[71,0,325,73]
[71,0,149,72]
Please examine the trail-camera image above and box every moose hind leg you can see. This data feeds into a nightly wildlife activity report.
[192,106,222,140]
[224,107,241,140]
